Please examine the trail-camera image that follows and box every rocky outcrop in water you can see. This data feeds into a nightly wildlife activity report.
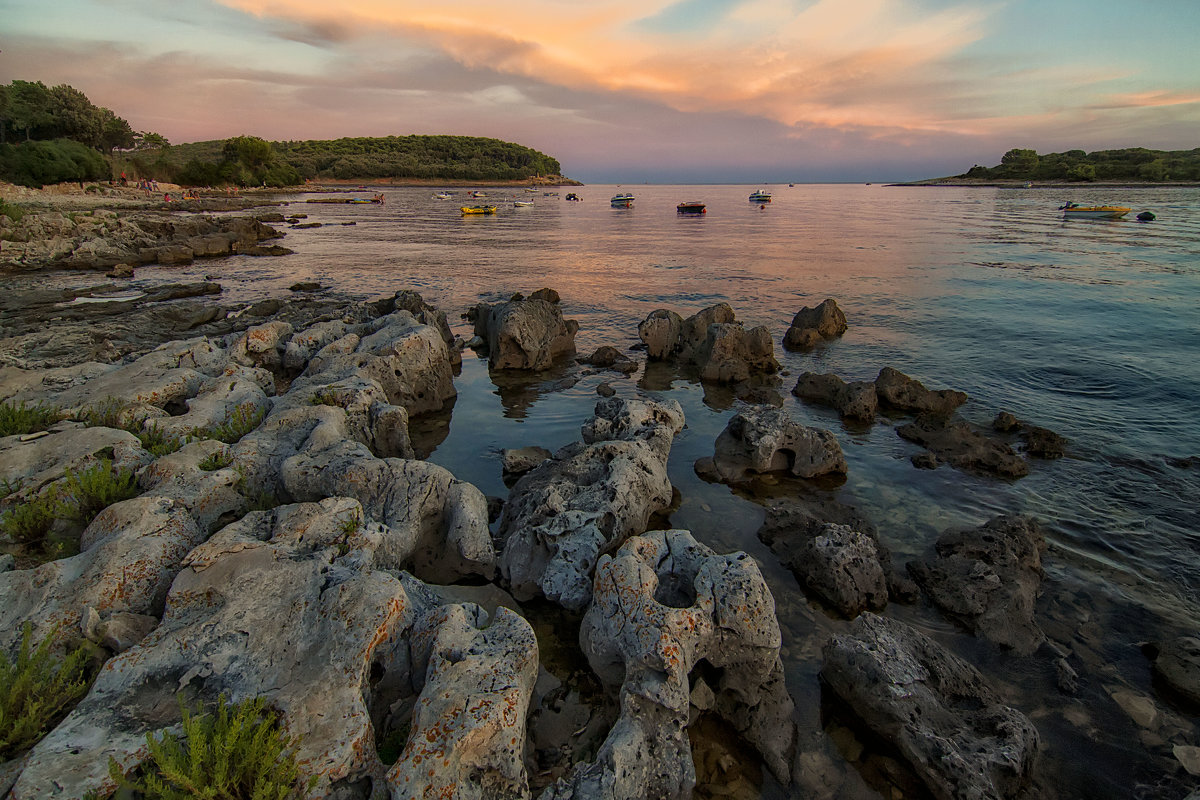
[0,209,289,273]
[637,303,779,383]
[993,411,1069,459]
[822,613,1041,800]
[792,372,879,423]
[498,396,685,611]
[695,406,847,483]
[898,413,1030,477]
[543,530,794,799]
[907,515,1048,654]
[1150,635,1200,707]
[875,366,968,416]
[471,291,578,370]
[782,298,847,350]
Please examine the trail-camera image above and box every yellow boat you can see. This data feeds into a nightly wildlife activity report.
[1059,203,1131,219]
[460,205,497,215]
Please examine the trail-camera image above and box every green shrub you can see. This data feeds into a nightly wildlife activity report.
[59,460,139,527]
[198,450,234,471]
[109,695,313,800]
[0,485,60,546]
[308,390,342,407]
[0,399,62,437]
[0,139,109,189]
[201,406,266,445]
[0,197,25,223]
[0,623,94,761]
[138,425,186,458]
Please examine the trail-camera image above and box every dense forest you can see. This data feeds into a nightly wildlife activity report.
[0,80,567,188]
[957,147,1200,182]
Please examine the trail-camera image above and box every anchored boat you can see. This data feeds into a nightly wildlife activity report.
[460,205,497,215]
[748,189,772,202]
[610,193,634,207]
[677,201,706,214]
[1059,203,1131,219]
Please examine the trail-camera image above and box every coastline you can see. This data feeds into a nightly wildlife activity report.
[887,178,1200,188]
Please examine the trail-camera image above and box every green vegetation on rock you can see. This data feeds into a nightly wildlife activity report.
[108,695,313,800]
[0,623,95,761]
[958,147,1200,182]
[0,399,62,437]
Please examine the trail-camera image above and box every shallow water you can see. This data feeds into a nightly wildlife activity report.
[156,183,1199,798]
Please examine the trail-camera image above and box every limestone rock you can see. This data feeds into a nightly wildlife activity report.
[907,515,1047,654]
[821,613,1040,800]
[503,446,553,477]
[875,367,968,416]
[638,309,684,360]
[797,523,889,617]
[792,372,879,423]
[1152,635,1200,706]
[544,530,794,799]
[783,299,847,350]
[698,406,846,483]
[498,397,684,612]
[637,304,779,383]
[474,296,577,370]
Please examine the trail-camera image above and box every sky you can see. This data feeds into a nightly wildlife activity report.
[2,0,1198,183]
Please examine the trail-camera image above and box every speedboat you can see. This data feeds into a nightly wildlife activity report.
[748,189,772,202]
[610,193,634,207]
[513,200,534,207]
[460,205,497,215]
[677,201,706,214]
[469,190,487,198]
[1059,203,1131,219]
[433,192,453,200]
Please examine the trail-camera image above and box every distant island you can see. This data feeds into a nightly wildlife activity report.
[905,147,1200,185]
[0,79,573,188]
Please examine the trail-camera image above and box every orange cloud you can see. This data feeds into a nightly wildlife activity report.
[217,0,998,134]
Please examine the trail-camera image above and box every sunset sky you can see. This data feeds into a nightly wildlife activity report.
[3,0,1197,182]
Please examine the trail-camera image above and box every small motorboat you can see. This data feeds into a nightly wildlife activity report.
[433,192,453,200]
[513,200,534,207]
[460,205,497,215]
[1059,203,1130,219]
[565,193,582,201]
[677,201,706,214]
[610,193,634,207]
[470,190,488,198]
[307,195,383,204]
[748,189,772,203]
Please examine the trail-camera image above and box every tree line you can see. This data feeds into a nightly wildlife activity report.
[0,80,566,188]
[959,147,1200,182]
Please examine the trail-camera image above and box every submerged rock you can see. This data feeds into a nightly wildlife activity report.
[898,413,1029,478]
[821,613,1040,800]
[907,515,1048,654]
[1151,635,1200,707]
[875,366,968,416]
[792,372,879,423]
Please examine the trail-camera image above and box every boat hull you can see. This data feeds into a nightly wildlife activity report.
[1062,207,1130,219]
[460,206,497,215]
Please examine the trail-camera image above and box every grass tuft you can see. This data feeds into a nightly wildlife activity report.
[0,623,95,761]
[138,424,186,458]
[198,450,235,472]
[0,400,63,437]
[200,406,266,445]
[0,485,60,546]
[108,694,314,800]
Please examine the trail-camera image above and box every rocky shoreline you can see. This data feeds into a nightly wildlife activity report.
[1,190,1198,799]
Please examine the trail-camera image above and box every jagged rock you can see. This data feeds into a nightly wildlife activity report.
[530,287,560,303]
[0,495,206,658]
[783,299,847,350]
[596,381,616,398]
[898,414,1029,478]
[875,367,968,416]
[473,295,578,370]
[697,406,846,483]
[230,320,293,372]
[638,309,684,360]
[388,603,538,800]
[756,497,917,609]
[1021,425,1067,459]
[498,397,684,612]
[907,515,1047,654]
[792,372,879,423]
[544,530,794,799]
[136,440,247,533]
[106,263,134,279]
[283,319,349,372]
[796,523,889,617]
[503,446,553,477]
[148,364,273,440]
[1152,635,1200,707]
[822,613,1040,800]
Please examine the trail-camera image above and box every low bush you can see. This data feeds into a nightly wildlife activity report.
[0,485,59,546]
[0,399,62,437]
[0,623,94,761]
[201,406,266,445]
[109,695,312,799]
[198,449,235,471]
[0,139,109,189]
[59,460,139,527]
[0,197,25,223]
[137,425,186,458]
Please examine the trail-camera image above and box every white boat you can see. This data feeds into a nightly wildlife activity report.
[433,192,452,200]
[470,190,487,198]
[1059,203,1131,219]
[749,189,772,202]
[610,193,634,207]
[513,200,534,207]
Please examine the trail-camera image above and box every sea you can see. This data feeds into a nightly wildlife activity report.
[161,183,1200,798]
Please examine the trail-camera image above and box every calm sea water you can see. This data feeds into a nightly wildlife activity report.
[164,183,1200,798]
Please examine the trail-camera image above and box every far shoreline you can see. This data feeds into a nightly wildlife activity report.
[886,178,1200,188]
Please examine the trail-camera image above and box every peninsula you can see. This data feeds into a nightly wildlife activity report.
[898,146,1200,186]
